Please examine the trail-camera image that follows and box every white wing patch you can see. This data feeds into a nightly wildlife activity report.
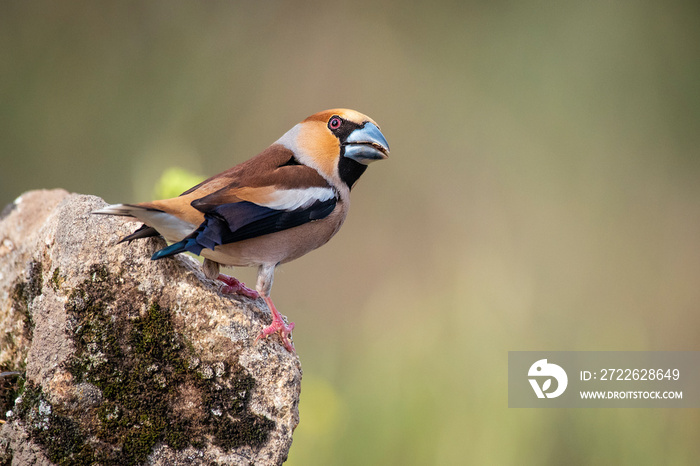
[262,187,336,211]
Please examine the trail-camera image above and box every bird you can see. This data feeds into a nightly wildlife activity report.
[94,109,389,352]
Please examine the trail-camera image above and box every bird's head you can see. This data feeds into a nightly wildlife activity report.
[276,109,390,189]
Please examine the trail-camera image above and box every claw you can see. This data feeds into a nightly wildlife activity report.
[217,274,259,299]
[255,296,295,352]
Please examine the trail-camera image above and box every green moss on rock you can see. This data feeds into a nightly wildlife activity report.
[9,260,43,341]
[10,263,275,465]
[13,382,95,464]
[0,370,22,425]
[50,267,64,291]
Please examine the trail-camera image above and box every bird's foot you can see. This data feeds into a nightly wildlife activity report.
[255,296,295,352]
[217,274,259,299]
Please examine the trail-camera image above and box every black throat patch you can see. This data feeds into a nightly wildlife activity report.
[338,154,368,190]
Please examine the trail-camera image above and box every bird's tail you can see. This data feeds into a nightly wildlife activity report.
[93,204,165,244]
[92,204,135,217]
[92,203,158,217]
[94,203,200,257]
[118,224,160,244]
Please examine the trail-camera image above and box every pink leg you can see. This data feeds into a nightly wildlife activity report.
[217,274,259,299]
[255,296,295,352]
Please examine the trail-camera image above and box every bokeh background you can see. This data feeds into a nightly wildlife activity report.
[2,1,699,464]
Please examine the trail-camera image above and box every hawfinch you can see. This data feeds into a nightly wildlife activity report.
[94,109,389,352]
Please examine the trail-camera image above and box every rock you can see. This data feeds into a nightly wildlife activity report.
[0,190,301,465]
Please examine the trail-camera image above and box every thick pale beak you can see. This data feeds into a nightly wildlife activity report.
[343,122,390,164]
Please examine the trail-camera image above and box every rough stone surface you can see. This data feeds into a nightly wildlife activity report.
[0,190,301,466]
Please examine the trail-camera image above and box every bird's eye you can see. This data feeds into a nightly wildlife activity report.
[328,116,342,130]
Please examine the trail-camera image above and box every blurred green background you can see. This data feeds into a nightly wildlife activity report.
[2,1,699,464]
